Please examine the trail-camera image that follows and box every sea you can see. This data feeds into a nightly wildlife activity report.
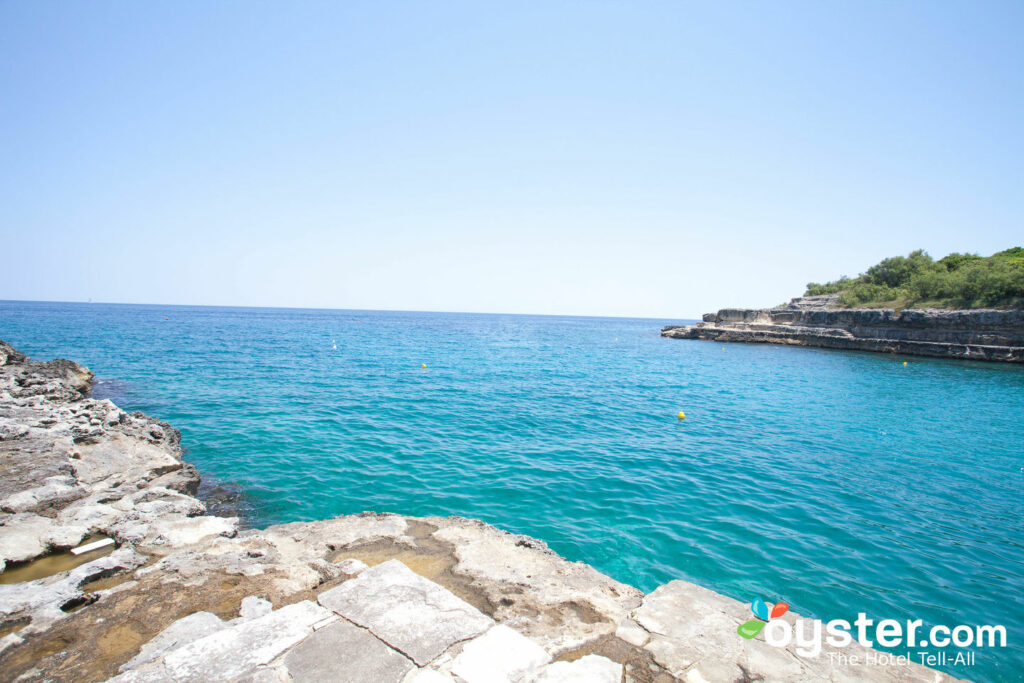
[1,300,1021,681]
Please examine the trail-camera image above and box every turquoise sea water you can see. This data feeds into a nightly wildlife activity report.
[1,301,1022,681]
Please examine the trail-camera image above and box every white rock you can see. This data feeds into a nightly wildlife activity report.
[282,618,415,682]
[0,632,24,656]
[138,601,333,682]
[634,580,950,682]
[238,596,273,620]
[614,619,649,647]
[0,548,145,630]
[119,611,225,671]
[635,581,784,678]
[0,476,83,513]
[238,665,291,683]
[0,513,57,564]
[403,670,454,683]
[70,434,181,486]
[334,558,369,575]
[136,514,237,549]
[451,625,551,683]
[530,654,622,683]
[317,559,493,666]
[430,520,642,652]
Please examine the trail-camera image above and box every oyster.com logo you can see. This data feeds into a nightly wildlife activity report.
[733,595,1006,668]
[737,597,789,639]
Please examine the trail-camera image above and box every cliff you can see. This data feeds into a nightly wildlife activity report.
[662,295,1024,363]
[0,341,961,681]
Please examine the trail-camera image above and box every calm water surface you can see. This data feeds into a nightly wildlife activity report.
[2,301,1021,681]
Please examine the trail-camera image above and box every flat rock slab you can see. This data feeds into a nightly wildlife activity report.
[451,625,551,683]
[114,600,333,682]
[283,619,414,683]
[317,559,492,665]
[119,611,225,671]
[238,596,274,620]
[532,654,622,682]
[0,513,57,566]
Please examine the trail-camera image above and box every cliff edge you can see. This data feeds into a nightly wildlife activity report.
[662,295,1024,363]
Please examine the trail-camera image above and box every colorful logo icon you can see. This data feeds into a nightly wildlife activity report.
[737,597,789,639]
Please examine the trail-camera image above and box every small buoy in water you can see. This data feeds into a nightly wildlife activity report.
[903,361,908,366]
[164,317,169,320]
[722,347,725,350]
[422,363,427,369]
[678,411,685,420]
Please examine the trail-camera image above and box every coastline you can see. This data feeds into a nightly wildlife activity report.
[662,296,1024,363]
[0,341,963,682]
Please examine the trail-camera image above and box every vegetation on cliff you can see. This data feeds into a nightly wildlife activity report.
[805,247,1024,309]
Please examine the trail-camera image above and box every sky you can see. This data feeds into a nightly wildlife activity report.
[1,2,1022,319]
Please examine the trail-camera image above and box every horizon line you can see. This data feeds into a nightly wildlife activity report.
[0,298,699,323]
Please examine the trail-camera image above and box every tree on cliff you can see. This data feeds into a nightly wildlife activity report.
[804,247,1024,309]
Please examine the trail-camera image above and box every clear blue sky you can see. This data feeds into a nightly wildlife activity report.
[2,2,1022,318]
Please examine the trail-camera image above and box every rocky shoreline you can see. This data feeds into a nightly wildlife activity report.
[0,340,961,682]
[662,295,1024,363]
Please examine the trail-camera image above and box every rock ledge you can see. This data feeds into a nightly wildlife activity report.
[662,296,1024,362]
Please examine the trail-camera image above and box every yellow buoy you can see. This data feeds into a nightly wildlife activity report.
[422,363,427,369]
[903,361,908,366]
[678,411,685,420]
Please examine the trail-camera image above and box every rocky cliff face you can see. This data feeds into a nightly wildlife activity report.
[663,297,1024,362]
[0,341,962,682]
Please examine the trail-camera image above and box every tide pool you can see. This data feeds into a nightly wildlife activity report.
[1,300,1021,681]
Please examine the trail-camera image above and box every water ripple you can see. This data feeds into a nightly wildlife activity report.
[2,302,1022,681]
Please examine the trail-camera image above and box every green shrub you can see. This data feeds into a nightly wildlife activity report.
[863,249,938,288]
[938,252,982,272]
[803,247,1024,309]
[806,277,851,296]
[992,247,1024,263]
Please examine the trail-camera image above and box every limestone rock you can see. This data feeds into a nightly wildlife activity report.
[136,513,238,549]
[450,624,551,683]
[662,299,1024,363]
[114,600,333,682]
[430,518,642,652]
[403,671,454,683]
[635,580,952,681]
[530,654,622,682]
[0,513,57,567]
[334,557,369,575]
[613,619,649,647]
[317,559,493,665]
[238,596,274,620]
[283,619,415,682]
[0,475,84,513]
[119,611,226,671]
[0,547,146,631]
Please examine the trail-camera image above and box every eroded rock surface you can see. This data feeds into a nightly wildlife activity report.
[0,341,966,682]
[662,297,1024,362]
